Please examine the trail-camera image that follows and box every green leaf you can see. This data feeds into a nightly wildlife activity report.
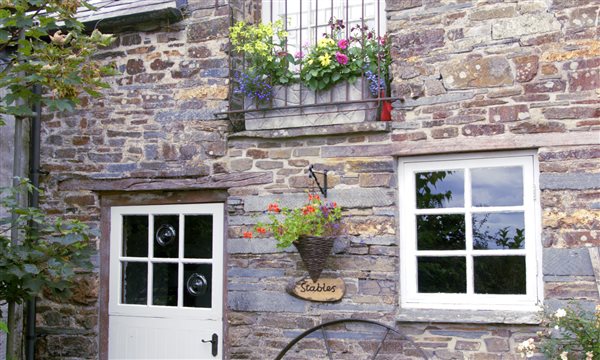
[0,30,11,42]
[332,72,341,82]
[0,320,9,334]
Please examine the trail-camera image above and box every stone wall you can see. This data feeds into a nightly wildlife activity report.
[34,1,232,358]
[33,0,600,359]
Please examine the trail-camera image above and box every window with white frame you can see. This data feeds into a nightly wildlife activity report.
[398,152,542,311]
[262,0,386,58]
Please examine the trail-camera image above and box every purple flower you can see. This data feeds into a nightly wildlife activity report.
[335,52,348,65]
[295,51,304,59]
[338,39,349,50]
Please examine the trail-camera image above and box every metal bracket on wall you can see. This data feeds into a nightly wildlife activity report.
[308,165,328,198]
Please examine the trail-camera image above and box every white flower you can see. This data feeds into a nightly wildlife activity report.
[555,308,567,318]
[586,351,593,360]
[560,351,568,360]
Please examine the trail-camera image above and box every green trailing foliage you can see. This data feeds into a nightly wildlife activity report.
[0,178,93,305]
[0,0,116,124]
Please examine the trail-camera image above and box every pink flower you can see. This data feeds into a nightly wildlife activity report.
[338,39,349,50]
[335,52,348,65]
[295,51,304,59]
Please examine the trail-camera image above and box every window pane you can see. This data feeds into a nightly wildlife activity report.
[183,264,212,308]
[471,166,523,206]
[184,215,213,259]
[152,263,178,306]
[472,212,525,250]
[417,214,465,250]
[154,215,179,258]
[418,257,466,293]
[121,262,147,304]
[474,256,526,294]
[122,215,148,257]
[416,170,464,209]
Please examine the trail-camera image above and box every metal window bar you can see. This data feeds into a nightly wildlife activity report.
[216,0,396,120]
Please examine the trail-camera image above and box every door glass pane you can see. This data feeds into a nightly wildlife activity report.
[122,215,148,257]
[122,262,147,304]
[471,166,523,206]
[418,257,466,293]
[474,256,526,294]
[183,264,212,308]
[416,170,464,209]
[472,212,525,250]
[154,215,179,258]
[184,215,213,259]
[417,214,465,250]
[152,263,178,306]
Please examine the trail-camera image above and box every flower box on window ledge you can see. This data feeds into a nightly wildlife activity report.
[243,78,378,130]
[229,18,391,131]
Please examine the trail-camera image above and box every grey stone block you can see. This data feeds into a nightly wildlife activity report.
[394,91,479,109]
[227,268,285,278]
[540,173,600,190]
[543,248,593,276]
[242,188,396,212]
[227,237,292,254]
[228,291,306,312]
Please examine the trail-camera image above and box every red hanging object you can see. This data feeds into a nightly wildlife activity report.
[380,90,391,121]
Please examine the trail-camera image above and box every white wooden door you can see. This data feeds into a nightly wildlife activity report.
[108,204,224,359]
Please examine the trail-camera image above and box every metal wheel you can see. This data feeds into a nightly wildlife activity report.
[274,319,428,360]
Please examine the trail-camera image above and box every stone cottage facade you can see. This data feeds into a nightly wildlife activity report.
[29,0,600,359]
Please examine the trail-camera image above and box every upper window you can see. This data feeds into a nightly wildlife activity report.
[262,0,386,59]
[399,152,541,311]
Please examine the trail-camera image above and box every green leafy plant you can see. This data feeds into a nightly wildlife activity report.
[230,19,295,102]
[0,0,116,123]
[230,17,391,98]
[0,319,7,333]
[244,193,342,249]
[517,305,600,359]
[0,178,93,304]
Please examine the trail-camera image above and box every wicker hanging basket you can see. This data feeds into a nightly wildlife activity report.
[293,235,335,282]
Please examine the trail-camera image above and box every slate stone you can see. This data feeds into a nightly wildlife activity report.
[441,56,514,89]
[492,14,561,39]
[228,291,306,312]
[543,248,593,276]
[540,173,600,190]
[242,188,396,212]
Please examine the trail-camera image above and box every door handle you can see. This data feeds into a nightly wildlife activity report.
[201,333,218,356]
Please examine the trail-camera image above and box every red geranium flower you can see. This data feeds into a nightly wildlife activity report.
[243,231,253,238]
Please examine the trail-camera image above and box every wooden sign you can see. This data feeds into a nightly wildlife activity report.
[286,277,345,302]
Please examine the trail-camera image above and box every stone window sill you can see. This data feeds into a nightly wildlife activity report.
[228,122,390,139]
[396,308,542,325]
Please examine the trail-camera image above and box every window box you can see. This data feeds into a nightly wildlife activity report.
[243,78,378,130]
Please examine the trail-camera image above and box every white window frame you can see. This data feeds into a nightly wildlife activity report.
[399,151,542,312]
[109,203,224,320]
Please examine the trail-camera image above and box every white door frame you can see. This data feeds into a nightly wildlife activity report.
[108,203,225,359]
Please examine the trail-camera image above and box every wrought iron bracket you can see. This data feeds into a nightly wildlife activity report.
[308,165,328,198]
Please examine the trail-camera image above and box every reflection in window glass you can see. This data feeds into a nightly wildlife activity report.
[416,170,464,209]
[183,264,212,308]
[154,215,179,258]
[471,166,523,206]
[152,263,178,306]
[122,262,147,305]
[473,212,525,250]
[474,256,526,294]
[184,215,213,259]
[417,214,465,250]
[123,215,148,257]
[418,257,466,293]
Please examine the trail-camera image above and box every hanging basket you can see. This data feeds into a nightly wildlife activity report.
[293,235,335,282]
